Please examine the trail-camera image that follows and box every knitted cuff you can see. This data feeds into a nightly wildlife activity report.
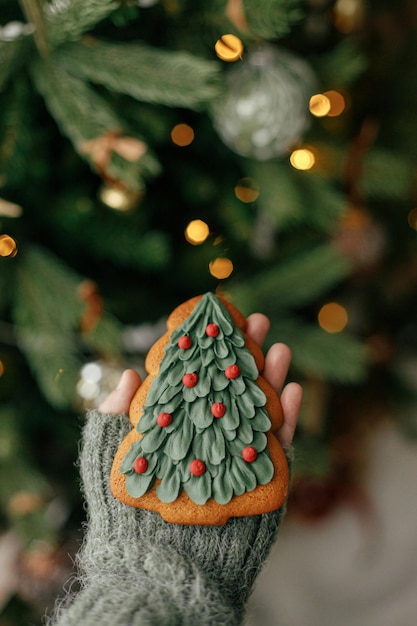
[49,550,241,626]
[54,409,289,625]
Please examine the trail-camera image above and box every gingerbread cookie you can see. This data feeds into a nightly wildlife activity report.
[110,292,289,525]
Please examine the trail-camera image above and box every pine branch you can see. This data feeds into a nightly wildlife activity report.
[31,57,161,187]
[243,0,304,40]
[0,39,28,91]
[270,317,367,383]
[31,56,123,145]
[19,0,49,57]
[316,39,367,88]
[359,148,415,200]
[43,0,117,47]
[250,163,346,232]
[0,78,34,185]
[83,314,123,358]
[0,407,56,545]
[13,246,85,408]
[229,244,352,312]
[57,40,222,110]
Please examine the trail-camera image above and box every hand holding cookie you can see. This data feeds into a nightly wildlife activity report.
[106,294,302,525]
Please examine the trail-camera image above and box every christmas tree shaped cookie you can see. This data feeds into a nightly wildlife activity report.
[111,292,289,525]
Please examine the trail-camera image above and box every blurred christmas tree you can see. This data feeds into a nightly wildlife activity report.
[0,0,417,621]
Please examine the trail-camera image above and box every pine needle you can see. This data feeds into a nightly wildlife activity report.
[57,40,222,110]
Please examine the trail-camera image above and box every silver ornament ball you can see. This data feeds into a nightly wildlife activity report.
[212,45,317,160]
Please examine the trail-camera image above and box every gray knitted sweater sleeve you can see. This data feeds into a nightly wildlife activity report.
[47,410,288,626]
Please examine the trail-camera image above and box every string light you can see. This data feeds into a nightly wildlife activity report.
[0,234,18,257]
[171,123,195,147]
[234,177,260,203]
[318,302,348,333]
[214,34,244,62]
[209,257,234,279]
[290,148,315,170]
[185,219,210,245]
[309,94,331,117]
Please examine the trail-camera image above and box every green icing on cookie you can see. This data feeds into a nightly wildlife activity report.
[121,292,274,505]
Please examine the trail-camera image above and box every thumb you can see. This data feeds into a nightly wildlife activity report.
[99,369,142,414]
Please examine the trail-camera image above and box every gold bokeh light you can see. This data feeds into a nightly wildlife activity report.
[309,94,331,117]
[407,208,417,231]
[0,234,17,257]
[234,177,260,203]
[324,90,346,117]
[215,34,244,62]
[185,219,210,245]
[318,302,348,334]
[290,148,315,170]
[171,123,195,147]
[99,185,142,211]
[209,257,234,279]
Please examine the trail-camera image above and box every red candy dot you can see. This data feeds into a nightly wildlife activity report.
[206,323,219,337]
[190,459,206,476]
[182,372,198,388]
[178,335,192,349]
[225,364,240,379]
[133,457,148,474]
[242,446,258,463]
[211,402,226,418]
[157,412,173,427]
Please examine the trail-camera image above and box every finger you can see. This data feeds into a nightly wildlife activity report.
[276,382,303,448]
[263,343,292,394]
[245,313,270,346]
[99,369,142,414]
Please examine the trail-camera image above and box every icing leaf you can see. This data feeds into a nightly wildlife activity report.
[156,462,182,502]
[219,400,240,430]
[167,359,185,385]
[183,385,198,403]
[237,349,259,378]
[246,379,267,405]
[229,458,247,496]
[120,441,142,473]
[140,424,168,452]
[252,430,268,451]
[184,472,211,505]
[201,425,226,465]
[214,339,229,359]
[126,471,155,498]
[236,392,256,418]
[230,328,245,347]
[194,375,212,398]
[251,451,275,484]
[236,416,254,444]
[164,413,194,461]
[187,397,213,429]
[251,407,272,432]
[234,456,257,492]
[201,347,215,367]
[211,423,227,465]
[212,461,233,504]
[229,376,246,396]
[212,369,229,391]
[159,383,182,404]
